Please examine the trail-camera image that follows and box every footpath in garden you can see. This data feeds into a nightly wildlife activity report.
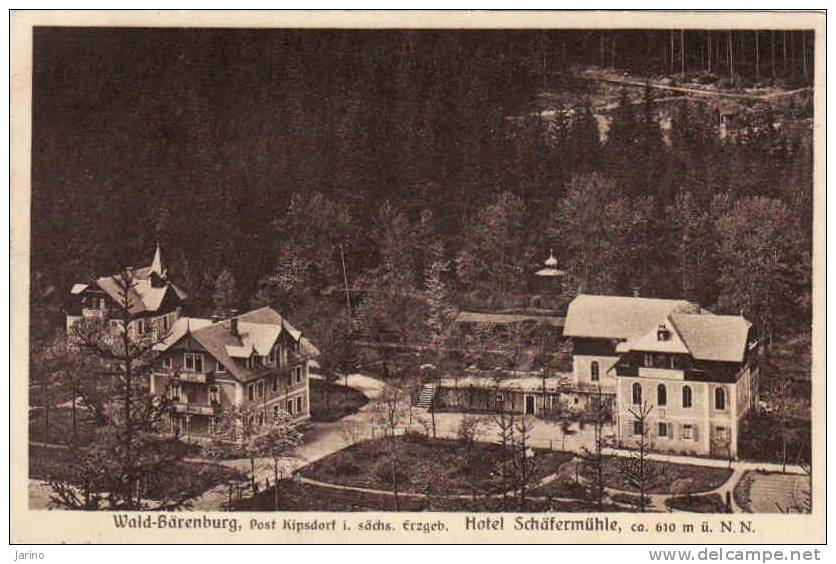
[29,372,807,513]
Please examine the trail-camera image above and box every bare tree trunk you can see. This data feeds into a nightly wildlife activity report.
[274,462,280,511]
[783,31,788,75]
[680,29,685,76]
[771,30,776,81]
[755,31,760,81]
[707,30,712,73]
[391,426,400,510]
[729,30,734,80]
[802,31,808,83]
[71,395,77,439]
[670,30,675,69]
[43,376,50,439]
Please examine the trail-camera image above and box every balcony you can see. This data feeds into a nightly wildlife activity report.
[177,371,207,384]
[638,366,685,380]
[173,402,216,416]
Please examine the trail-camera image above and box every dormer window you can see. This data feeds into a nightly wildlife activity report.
[657,324,670,342]
[268,346,277,366]
[184,352,203,373]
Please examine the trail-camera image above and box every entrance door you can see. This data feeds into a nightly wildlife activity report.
[525,395,535,415]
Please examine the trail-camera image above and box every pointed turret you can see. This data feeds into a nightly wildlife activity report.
[150,242,165,276]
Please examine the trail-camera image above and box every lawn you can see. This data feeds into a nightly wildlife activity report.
[665,493,728,513]
[300,434,574,496]
[579,459,733,495]
[309,379,368,422]
[29,443,239,506]
[28,406,97,446]
[234,478,610,512]
[733,470,755,512]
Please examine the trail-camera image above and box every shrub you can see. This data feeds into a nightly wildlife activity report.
[665,493,728,513]
[375,464,411,486]
[335,463,360,476]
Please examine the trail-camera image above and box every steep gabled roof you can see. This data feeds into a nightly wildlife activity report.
[154,306,319,382]
[620,315,691,355]
[563,294,699,340]
[669,313,752,363]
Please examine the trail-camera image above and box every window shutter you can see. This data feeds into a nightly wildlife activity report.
[693,424,699,441]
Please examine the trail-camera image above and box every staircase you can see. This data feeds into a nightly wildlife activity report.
[416,383,437,409]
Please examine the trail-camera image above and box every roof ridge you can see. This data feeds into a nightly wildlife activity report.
[663,314,692,355]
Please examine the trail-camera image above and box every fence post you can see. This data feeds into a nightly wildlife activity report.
[550,439,553,451]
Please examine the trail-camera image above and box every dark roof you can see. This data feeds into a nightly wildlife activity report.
[456,311,565,326]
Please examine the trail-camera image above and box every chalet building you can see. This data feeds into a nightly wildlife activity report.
[564,294,759,458]
[65,244,187,341]
[151,306,319,437]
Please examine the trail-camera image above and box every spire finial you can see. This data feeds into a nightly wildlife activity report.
[151,242,164,276]
[544,249,558,267]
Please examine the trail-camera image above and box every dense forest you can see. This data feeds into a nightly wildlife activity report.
[31,28,814,358]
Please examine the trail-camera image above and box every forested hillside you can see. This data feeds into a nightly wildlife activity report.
[31,28,814,354]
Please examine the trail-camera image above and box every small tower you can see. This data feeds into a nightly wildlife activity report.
[533,249,566,295]
[149,243,168,288]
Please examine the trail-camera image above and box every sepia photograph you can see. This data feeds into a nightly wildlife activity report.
[9,10,825,545]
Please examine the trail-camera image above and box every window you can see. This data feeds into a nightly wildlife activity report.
[293,366,304,385]
[161,314,171,334]
[257,380,265,399]
[273,405,280,422]
[216,361,226,374]
[657,384,667,406]
[682,424,694,440]
[208,417,215,435]
[168,381,181,401]
[714,387,726,410]
[715,426,728,441]
[632,383,642,405]
[590,361,599,382]
[247,383,255,401]
[682,385,693,408]
[658,422,668,438]
[633,421,643,436]
[644,353,653,368]
[257,411,265,427]
[161,356,173,369]
[208,385,219,404]
[296,396,303,414]
[657,324,669,341]
[280,346,288,367]
[271,375,278,393]
[287,399,295,415]
[245,356,254,369]
[268,346,277,366]
[184,352,203,372]
[137,318,146,335]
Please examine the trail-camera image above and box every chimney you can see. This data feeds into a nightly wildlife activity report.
[230,317,239,337]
